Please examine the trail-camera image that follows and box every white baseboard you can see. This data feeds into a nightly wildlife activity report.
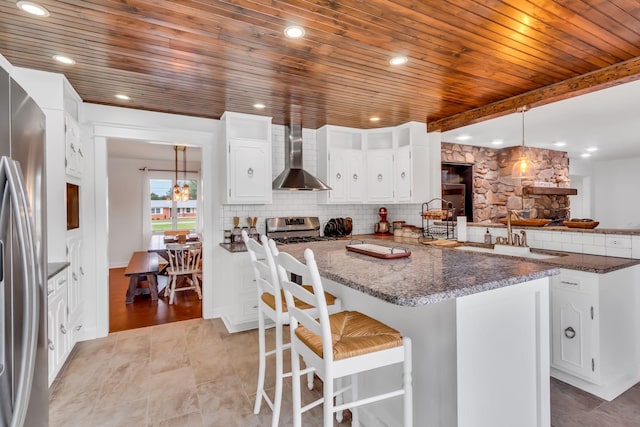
[551,368,640,401]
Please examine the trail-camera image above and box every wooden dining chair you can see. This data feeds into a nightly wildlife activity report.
[164,242,202,304]
[241,231,342,427]
[271,242,413,427]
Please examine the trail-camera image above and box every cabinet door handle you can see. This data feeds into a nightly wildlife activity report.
[60,324,67,335]
[401,171,406,179]
[377,173,383,182]
[74,324,83,331]
[247,167,254,177]
[78,148,84,158]
[80,267,85,275]
[336,172,341,180]
[72,272,78,281]
[352,173,358,181]
[564,326,576,339]
[70,143,76,153]
[560,280,579,286]
[47,339,55,351]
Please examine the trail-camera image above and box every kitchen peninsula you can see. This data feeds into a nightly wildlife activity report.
[278,239,559,427]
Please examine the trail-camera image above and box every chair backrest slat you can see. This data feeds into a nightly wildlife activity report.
[242,231,282,312]
[166,243,201,273]
[269,241,333,360]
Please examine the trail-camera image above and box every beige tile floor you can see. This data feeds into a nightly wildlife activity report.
[49,318,346,427]
[50,318,640,427]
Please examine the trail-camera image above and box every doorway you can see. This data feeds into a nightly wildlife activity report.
[107,139,203,332]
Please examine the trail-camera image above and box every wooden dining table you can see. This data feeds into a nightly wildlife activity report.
[124,251,168,304]
[148,234,201,255]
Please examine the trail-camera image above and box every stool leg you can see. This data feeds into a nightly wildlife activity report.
[403,337,413,427]
[323,376,334,427]
[291,345,302,427]
[351,374,359,427]
[254,309,266,414]
[335,377,344,422]
[271,320,284,427]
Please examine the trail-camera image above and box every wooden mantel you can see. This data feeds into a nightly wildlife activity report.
[522,187,578,196]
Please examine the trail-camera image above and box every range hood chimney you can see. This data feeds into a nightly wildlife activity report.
[272,123,331,191]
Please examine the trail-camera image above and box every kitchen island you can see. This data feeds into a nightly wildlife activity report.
[278,239,559,427]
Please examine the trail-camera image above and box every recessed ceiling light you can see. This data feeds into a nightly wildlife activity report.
[389,56,408,65]
[491,140,503,145]
[253,103,266,109]
[52,55,75,65]
[16,1,49,17]
[370,117,380,122]
[284,25,305,39]
[115,94,130,100]
[580,153,591,158]
[553,141,566,147]
[586,147,598,152]
[455,135,472,141]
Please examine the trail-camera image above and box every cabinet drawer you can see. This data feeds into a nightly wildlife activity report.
[237,297,259,323]
[551,271,598,294]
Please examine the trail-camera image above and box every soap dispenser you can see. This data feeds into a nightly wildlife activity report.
[484,228,492,245]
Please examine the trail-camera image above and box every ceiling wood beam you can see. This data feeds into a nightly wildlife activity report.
[428,56,640,133]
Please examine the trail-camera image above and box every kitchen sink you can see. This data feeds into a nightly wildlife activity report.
[454,244,565,259]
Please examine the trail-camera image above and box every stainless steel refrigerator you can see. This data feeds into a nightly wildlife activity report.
[0,67,48,426]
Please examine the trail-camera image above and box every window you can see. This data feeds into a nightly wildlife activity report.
[149,178,198,233]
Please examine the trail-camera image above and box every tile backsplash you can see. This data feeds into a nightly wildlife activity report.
[220,125,424,236]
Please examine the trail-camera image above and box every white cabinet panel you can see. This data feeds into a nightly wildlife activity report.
[228,140,272,203]
[395,145,412,202]
[220,112,272,204]
[327,149,364,203]
[366,149,394,202]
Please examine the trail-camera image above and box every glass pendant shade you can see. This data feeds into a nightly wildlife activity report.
[512,153,535,179]
[511,107,535,180]
[181,183,190,201]
[172,183,182,201]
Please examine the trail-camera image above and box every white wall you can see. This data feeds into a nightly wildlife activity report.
[592,156,640,228]
[107,157,201,268]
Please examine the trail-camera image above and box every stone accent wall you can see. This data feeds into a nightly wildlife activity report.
[441,143,571,223]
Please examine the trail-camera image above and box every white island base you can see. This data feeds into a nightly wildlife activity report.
[320,277,550,427]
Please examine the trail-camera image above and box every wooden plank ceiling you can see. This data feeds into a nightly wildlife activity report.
[1,0,639,130]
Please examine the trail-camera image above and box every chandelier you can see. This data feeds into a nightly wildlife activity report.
[173,146,190,202]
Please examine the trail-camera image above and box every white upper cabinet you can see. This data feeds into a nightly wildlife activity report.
[394,122,431,203]
[219,112,272,204]
[318,122,433,204]
[65,113,83,178]
[317,126,364,204]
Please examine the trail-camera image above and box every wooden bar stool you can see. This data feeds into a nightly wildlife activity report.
[271,241,413,427]
[241,231,342,427]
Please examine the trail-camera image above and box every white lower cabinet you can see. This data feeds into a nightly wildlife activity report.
[47,268,71,386]
[220,250,261,333]
[550,266,640,400]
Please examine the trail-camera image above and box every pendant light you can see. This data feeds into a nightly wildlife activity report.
[181,146,190,201]
[511,106,535,180]
[172,146,182,202]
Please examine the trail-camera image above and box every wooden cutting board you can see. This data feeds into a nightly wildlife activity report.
[420,239,461,247]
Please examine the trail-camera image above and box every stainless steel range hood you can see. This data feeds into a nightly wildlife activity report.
[272,124,331,191]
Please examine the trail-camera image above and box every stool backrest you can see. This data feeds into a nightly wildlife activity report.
[270,241,333,361]
[242,231,283,313]
[166,242,201,273]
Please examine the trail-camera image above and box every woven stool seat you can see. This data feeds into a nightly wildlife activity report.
[261,286,336,312]
[295,310,403,361]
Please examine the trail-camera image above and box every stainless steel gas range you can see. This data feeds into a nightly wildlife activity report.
[265,217,339,245]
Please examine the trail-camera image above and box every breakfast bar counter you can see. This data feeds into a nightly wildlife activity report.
[278,239,557,427]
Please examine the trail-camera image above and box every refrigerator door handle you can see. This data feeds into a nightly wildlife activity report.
[0,156,40,427]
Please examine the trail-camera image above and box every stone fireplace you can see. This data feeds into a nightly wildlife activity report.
[441,143,571,223]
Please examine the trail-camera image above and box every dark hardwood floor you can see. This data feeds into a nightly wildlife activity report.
[109,267,202,333]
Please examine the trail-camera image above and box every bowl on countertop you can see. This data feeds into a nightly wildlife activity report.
[563,220,599,229]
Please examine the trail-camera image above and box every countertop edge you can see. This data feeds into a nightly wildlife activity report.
[48,262,70,279]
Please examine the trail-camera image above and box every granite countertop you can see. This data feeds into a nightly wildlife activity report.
[365,234,640,274]
[277,239,559,307]
[468,222,640,235]
[219,242,248,253]
[48,262,70,279]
